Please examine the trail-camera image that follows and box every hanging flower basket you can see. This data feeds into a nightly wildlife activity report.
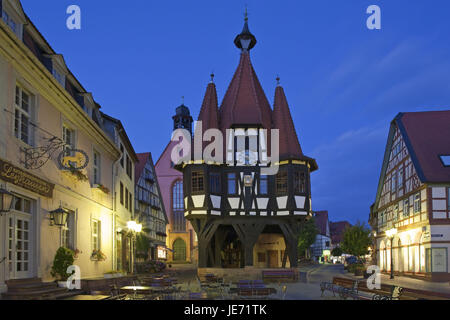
[93,184,110,194]
[91,250,107,262]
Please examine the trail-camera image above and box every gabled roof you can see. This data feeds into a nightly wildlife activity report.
[135,152,169,224]
[397,111,450,183]
[330,221,351,244]
[273,85,303,161]
[374,110,450,210]
[219,52,273,132]
[314,211,329,236]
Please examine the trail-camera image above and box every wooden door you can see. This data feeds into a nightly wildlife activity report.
[268,250,279,268]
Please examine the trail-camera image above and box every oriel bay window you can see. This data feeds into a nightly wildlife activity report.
[276,171,288,195]
[192,171,204,193]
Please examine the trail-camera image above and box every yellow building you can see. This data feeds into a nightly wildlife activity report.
[0,0,128,292]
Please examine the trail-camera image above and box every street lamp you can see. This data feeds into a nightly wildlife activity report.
[127,221,143,274]
[386,228,398,279]
[0,188,13,214]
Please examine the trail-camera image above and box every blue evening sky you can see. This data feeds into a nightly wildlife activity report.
[20,0,450,224]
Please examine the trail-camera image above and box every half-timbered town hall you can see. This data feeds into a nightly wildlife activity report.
[176,16,318,269]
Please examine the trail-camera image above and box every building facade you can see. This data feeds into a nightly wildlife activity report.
[135,153,168,261]
[155,106,198,264]
[370,111,450,281]
[177,16,318,269]
[329,221,351,249]
[101,113,137,273]
[0,0,126,292]
[310,211,331,263]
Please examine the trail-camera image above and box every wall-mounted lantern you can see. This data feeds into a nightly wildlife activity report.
[49,207,70,227]
[0,188,13,215]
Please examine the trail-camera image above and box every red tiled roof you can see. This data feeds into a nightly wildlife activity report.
[273,85,304,160]
[197,82,219,131]
[397,111,450,183]
[135,152,151,182]
[314,211,329,236]
[219,52,273,132]
[330,221,351,244]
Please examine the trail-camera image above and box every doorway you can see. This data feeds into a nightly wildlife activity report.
[7,195,34,280]
[268,250,279,268]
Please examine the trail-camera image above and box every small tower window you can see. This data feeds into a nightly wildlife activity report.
[192,171,205,193]
[276,171,288,195]
[294,172,306,194]
[209,173,221,194]
[228,173,237,195]
[259,175,268,195]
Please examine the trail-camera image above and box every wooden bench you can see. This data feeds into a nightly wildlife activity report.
[262,270,298,282]
[320,277,362,300]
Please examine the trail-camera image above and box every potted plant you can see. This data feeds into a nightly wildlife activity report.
[51,247,75,288]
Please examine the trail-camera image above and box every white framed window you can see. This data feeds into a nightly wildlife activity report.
[414,193,421,214]
[93,150,101,184]
[14,85,32,145]
[403,199,410,217]
[61,210,75,249]
[398,169,404,189]
[62,124,75,156]
[91,219,100,251]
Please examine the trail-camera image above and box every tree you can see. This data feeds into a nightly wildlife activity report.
[331,247,343,257]
[298,217,319,259]
[341,222,371,259]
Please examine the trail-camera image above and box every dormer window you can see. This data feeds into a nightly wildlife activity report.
[52,67,65,87]
[440,155,450,167]
[2,10,16,32]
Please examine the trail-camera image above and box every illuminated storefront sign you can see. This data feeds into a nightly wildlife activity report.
[157,246,167,259]
[0,159,54,197]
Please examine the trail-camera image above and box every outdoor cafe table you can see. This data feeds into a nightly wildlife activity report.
[120,286,154,294]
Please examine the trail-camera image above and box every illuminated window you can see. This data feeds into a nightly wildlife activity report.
[172,181,185,232]
[91,219,100,251]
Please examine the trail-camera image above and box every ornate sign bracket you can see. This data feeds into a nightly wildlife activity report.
[21,136,67,170]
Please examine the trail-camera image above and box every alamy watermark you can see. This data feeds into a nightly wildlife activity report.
[66,5,81,30]
[367,5,381,30]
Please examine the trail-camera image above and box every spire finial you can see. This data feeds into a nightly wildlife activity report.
[210,72,215,83]
[234,6,257,51]
[244,5,248,22]
[181,96,185,105]
[276,75,281,86]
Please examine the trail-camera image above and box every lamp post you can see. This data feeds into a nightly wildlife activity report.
[0,188,13,214]
[386,228,397,280]
[127,221,142,274]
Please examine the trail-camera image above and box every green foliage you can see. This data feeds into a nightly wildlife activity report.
[136,233,150,260]
[341,222,372,258]
[298,217,319,258]
[331,247,343,257]
[51,247,75,281]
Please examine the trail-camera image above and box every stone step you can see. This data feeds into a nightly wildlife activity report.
[2,286,68,300]
[7,282,58,293]
[5,278,42,286]
[53,290,85,300]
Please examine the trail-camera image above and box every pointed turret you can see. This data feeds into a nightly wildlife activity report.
[272,80,303,160]
[197,74,220,132]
